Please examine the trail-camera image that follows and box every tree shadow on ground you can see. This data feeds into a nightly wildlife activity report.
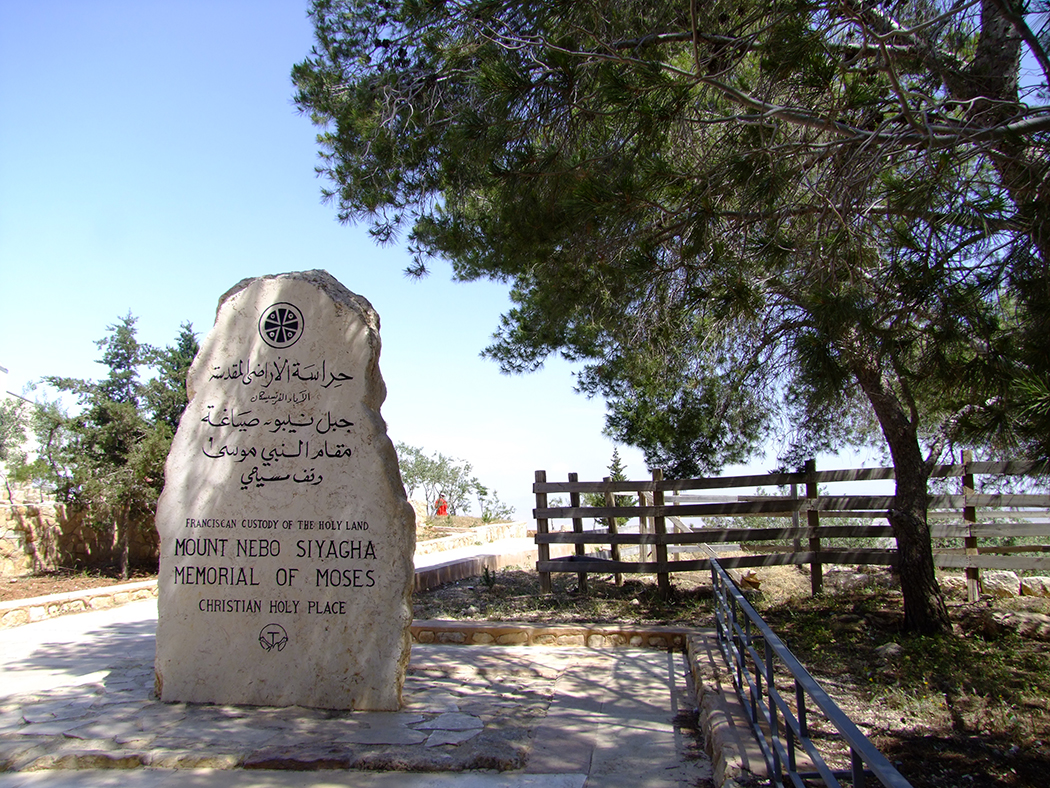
[2,618,156,695]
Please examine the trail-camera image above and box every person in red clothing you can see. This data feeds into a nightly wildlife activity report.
[435,495,448,517]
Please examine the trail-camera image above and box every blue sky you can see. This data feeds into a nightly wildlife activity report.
[0,1,659,519]
[1,2,891,519]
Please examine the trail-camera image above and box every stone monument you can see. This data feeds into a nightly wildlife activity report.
[154,270,415,710]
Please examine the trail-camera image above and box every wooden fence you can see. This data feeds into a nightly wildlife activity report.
[532,453,1049,601]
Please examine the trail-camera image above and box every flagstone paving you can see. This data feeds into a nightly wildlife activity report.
[0,600,715,787]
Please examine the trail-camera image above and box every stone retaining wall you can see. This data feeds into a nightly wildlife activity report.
[1,483,160,576]
[2,480,513,577]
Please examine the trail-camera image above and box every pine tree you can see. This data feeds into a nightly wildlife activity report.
[42,316,196,576]
[585,448,632,528]
[294,0,1050,633]
[144,322,199,433]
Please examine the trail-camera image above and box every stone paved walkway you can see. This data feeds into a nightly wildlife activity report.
[0,599,715,787]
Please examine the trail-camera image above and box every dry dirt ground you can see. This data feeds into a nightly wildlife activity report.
[4,556,1049,788]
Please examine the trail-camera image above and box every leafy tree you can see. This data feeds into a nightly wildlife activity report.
[15,393,80,500]
[293,0,1050,633]
[0,397,28,467]
[396,442,517,519]
[396,442,478,516]
[0,396,29,499]
[474,483,516,523]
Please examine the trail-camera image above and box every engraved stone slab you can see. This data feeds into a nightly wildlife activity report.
[154,270,415,710]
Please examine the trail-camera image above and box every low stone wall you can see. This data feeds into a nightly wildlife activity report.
[413,540,574,593]
[415,521,528,556]
[1,483,159,576]
[687,631,767,786]
[940,570,1050,598]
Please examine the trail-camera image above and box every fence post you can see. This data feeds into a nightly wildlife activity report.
[962,450,980,603]
[569,472,588,593]
[653,468,671,598]
[604,476,623,586]
[805,459,823,595]
[638,490,652,560]
[535,470,551,594]
[791,481,802,554]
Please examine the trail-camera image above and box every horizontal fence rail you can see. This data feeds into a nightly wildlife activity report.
[533,456,1049,599]
[535,461,1043,494]
[711,557,914,788]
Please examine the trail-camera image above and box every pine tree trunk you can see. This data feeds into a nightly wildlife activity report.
[851,356,951,635]
[886,447,949,635]
[118,508,130,581]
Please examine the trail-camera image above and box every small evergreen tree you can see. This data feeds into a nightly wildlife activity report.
[144,322,199,432]
[585,448,632,528]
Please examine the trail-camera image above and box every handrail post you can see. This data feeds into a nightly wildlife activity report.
[805,458,823,595]
[569,472,587,593]
[791,678,805,773]
[603,476,623,586]
[853,748,867,788]
[535,470,551,594]
[962,450,980,603]
[653,468,671,598]
[767,640,782,779]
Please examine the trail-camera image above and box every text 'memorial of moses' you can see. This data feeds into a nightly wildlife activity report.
[154,270,415,710]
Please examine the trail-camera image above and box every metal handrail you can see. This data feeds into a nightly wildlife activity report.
[710,558,913,788]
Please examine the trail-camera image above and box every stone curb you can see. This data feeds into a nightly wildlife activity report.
[413,542,576,592]
[414,551,530,593]
[411,618,689,649]
[0,580,159,629]
[686,633,766,787]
